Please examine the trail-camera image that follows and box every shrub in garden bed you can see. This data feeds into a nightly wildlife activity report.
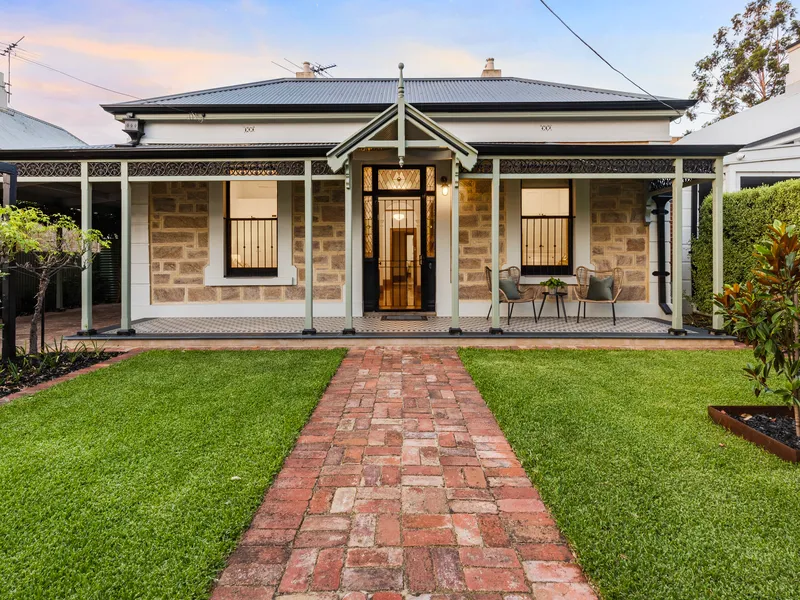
[715,221,800,444]
[0,342,118,398]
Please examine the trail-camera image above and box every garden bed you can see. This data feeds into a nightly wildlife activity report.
[709,405,800,462]
[0,346,120,398]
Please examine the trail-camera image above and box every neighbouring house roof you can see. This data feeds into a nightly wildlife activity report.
[677,85,800,148]
[0,107,86,149]
[102,77,695,115]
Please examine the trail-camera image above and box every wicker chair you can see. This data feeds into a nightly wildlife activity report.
[485,266,539,324]
[575,266,624,325]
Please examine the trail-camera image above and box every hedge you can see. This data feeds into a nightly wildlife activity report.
[691,179,800,312]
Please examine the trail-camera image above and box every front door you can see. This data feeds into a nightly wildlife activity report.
[363,166,436,311]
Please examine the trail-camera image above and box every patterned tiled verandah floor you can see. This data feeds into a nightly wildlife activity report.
[212,347,597,600]
[112,316,674,336]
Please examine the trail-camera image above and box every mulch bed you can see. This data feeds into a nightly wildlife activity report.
[732,412,800,450]
[0,351,123,399]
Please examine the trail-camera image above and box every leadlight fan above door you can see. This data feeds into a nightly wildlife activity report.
[378,168,421,191]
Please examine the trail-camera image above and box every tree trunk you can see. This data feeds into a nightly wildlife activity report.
[795,402,800,439]
[28,275,50,355]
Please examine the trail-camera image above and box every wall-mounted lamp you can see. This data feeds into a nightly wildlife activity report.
[440,176,450,196]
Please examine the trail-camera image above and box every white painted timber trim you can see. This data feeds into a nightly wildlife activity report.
[572,180,592,271]
[131,183,151,322]
[203,181,297,286]
[510,179,591,278]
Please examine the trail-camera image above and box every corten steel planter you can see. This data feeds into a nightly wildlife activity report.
[708,405,800,463]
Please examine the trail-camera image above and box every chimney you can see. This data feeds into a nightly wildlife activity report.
[295,61,315,79]
[0,72,6,109]
[481,58,502,78]
[788,40,800,90]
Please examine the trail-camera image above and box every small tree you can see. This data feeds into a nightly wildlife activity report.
[689,0,800,122]
[0,206,108,354]
[714,221,800,436]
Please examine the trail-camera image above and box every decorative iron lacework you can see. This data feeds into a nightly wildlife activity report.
[648,178,673,193]
[460,159,493,174]
[13,162,81,178]
[128,160,304,177]
[311,161,335,176]
[648,177,707,193]
[88,162,121,177]
[499,158,675,175]
[683,159,715,174]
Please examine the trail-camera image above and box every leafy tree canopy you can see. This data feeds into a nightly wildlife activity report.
[689,0,800,122]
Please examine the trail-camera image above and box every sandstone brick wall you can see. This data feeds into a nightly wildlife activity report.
[458,179,506,300]
[589,180,649,301]
[149,180,345,303]
[292,181,346,300]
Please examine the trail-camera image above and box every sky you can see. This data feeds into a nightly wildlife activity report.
[1,0,739,145]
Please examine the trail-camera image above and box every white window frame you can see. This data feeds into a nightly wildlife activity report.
[204,181,296,286]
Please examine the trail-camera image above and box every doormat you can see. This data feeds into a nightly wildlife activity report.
[381,315,428,321]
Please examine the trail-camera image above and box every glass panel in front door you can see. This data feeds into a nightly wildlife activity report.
[378,196,422,310]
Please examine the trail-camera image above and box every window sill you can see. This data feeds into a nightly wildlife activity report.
[204,275,295,287]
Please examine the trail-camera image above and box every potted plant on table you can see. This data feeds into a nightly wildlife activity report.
[540,277,568,294]
[709,221,800,462]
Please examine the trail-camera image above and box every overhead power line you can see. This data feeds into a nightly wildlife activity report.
[537,0,682,116]
[13,54,140,99]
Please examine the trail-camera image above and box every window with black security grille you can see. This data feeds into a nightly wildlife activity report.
[521,181,574,276]
[225,181,278,277]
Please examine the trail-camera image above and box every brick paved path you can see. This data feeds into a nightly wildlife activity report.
[212,347,596,600]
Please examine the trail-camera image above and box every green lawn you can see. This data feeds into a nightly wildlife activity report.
[0,349,345,600]
[459,349,800,600]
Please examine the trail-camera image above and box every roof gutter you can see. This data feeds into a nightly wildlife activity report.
[100,99,698,116]
[0,142,742,162]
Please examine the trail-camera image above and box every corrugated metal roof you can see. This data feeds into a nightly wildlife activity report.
[105,77,684,110]
[0,108,86,149]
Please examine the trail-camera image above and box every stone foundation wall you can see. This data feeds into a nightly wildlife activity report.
[589,180,649,301]
[149,181,345,303]
[458,179,506,300]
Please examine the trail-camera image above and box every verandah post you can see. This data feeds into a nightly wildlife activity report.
[118,161,135,335]
[343,160,355,334]
[669,158,686,335]
[78,161,95,336]
[449,159,461,334]
[490,158,501,333]
[302,159,315,334]
[711,156,724,332]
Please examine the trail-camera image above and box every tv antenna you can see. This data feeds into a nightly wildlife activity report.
[1,36,25,105]
[271,58,337,78]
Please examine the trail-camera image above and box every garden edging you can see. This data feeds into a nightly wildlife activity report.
[708,405,800,462]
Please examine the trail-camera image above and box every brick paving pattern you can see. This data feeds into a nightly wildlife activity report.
[212,347,597,600]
